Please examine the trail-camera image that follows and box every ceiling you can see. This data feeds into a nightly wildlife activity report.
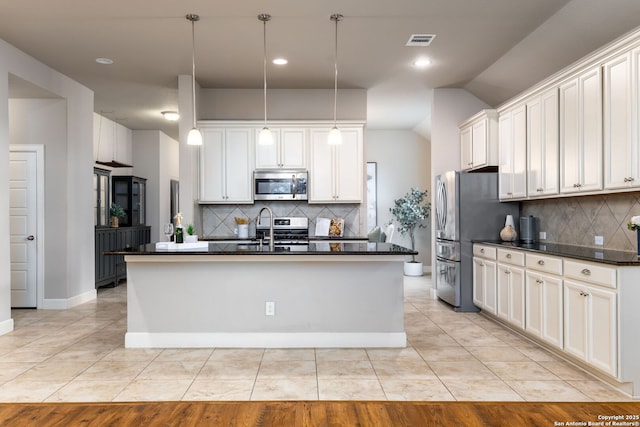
[2,0,640,141]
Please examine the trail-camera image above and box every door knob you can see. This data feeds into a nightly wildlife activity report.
[27,235,35,241]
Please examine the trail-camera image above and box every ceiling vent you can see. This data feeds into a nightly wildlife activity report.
[406,34,436,47]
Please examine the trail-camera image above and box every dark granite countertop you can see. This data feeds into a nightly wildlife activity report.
[108,242,416,256]
[200,236,369,242]
[476,240,640,266]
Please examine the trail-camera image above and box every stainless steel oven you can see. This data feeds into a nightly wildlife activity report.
[254,170,308,201]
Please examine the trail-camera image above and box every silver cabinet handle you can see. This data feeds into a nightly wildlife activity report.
[480,248,485,253]
[506,253,512,259]
[538,260,545,265]
[504,270,511,275]
[581,268,591,275]
[27,235,35,241]
[536,279,543,284]
[579,290,590,297]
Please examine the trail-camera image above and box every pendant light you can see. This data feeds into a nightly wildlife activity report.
[186,14,202,146]
[258,14,273,145]
[328,13,343,145]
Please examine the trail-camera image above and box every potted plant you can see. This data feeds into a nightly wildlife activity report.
[389,187,431,276]
[109,203,125,228]
[185,224,198,243]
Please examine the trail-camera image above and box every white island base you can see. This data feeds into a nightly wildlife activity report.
[124,254,407,348]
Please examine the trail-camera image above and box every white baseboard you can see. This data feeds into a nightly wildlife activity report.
[0,318,14,336]
[423,266,432,274]
[42,289,97,310]
[125,332,407,349]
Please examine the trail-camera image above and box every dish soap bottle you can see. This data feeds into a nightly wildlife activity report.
[174,212,184,244]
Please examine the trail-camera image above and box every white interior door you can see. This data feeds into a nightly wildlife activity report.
[9,150,38,308]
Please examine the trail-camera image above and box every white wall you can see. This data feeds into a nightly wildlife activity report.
[429,88,491,268]
[366,130,431,265]
[132,130,179,242]
[9,99,69,298]
[1,37,94,321]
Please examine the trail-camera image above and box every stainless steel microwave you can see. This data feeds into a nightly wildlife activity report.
[254,170,308,201]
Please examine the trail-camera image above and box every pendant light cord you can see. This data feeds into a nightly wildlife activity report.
[191,16,197,129]
[263,17,268,126]
[333,16,338,126]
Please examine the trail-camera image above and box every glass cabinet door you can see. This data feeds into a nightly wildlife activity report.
[94,168,110,227]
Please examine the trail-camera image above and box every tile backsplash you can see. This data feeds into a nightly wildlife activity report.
[200,202,362,238]
[521,192,640,252]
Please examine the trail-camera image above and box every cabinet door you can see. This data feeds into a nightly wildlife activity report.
[115,124,132,166]
[254,128,281,169]
[587,285,617,377]
[604,51,636,189]
[560,69,603,193]
[528,89,559,196]
[309,129,335,202]
[497,264,510,320]
[472,120,488,168]
[334,128,363,202]
[473,257,485,308]
[542,273,563,349]
[508,266,525,329]
[280,128,307,169]
[483,260,498,315]
[461,125,473,170]
[563,280,589,362]
[525,273,544,338]
[499,106,526,199]
[200,128,226,202]
[225,128,254,203]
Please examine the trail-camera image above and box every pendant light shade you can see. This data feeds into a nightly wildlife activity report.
[258,13,273,145]
[186,13,202,146]
[328,13,343,145]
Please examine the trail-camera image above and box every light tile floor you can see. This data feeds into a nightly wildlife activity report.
[0,275,633,402]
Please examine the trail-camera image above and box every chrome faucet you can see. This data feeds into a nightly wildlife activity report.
[257,206,275,252]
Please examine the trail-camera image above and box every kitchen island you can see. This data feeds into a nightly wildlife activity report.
[113,242,415,349]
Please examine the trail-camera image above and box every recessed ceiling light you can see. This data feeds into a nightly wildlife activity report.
[161,111,179,121]
[413,58,432,68]
[95,57,114,65]
[272,58,288,65]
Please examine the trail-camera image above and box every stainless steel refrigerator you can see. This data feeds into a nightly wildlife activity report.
[434,171,519,312]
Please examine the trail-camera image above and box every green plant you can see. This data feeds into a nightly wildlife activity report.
[186,224,195,235]
[109,203,125,218]
[389,187,430,261]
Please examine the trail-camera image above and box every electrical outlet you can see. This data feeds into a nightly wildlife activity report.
[595,236,604,246]
[265,301,275,316]
[539,231,547,240]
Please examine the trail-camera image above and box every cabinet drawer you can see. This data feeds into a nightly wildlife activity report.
[526,253,562,275]
[497,248,525,266]
[474,245,496,260]
[564,259,617,289]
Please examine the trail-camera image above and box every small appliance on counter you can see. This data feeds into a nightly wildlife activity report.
[520,215,537,243]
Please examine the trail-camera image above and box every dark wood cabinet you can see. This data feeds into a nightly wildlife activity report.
[112,176,146,227]
[95,225,150,288]
[94,168,110,227]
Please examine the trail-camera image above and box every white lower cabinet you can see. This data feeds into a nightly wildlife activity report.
[525,271,563,349]
[563,279,617,377]
[472,245,497,313]
[496,249,525,329]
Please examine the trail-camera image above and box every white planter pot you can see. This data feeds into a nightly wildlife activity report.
[404,261,423,277]
[185,235,198,243]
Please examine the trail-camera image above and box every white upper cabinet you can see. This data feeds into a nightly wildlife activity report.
[460,110,499,171]
[527,88,559,197]
[200,126,254,204]
[603,48,640,190]
[498,104,527,200]
[93,113,132,167]
[309,126,363,203]
[559,67,603,194]
[255,127,307,170]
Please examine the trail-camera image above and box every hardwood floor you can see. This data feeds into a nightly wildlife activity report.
[0,401,638,426]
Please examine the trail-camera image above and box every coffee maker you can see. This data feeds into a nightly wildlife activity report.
[520,215,537,243]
